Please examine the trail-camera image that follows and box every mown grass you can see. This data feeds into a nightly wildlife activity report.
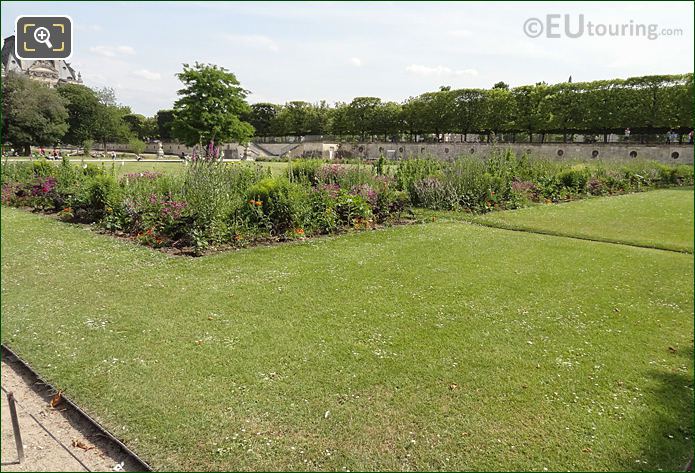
[1,191,693,471]
[3,159,291,177]
[106,160,291,177]
[466,189,694,253]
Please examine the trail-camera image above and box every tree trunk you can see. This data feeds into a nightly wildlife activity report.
[529,132,533,143]
[23,144,31,156]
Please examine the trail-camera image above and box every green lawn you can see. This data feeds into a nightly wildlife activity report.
[113,160,289,176]
[469,189,694,253]
[5,159,290,177]
[1,191,693,471]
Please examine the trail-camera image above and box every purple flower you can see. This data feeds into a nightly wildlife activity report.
[511,181,537,193]
[350,184,377,206]
[124,171,162,181]
[318,183,341,198]
[30,177,56,196]
[317,164,348,184]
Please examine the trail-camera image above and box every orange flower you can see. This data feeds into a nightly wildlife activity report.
[248,199,255,205]
[294,228,305,236]
[255,200,263,206]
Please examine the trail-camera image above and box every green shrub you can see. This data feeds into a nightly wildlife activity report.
[558,166,590,192]
[335,191,372,227]
[657,164,694,186]
[83,174,121,220]
[182,161,269,239]
[411,177,457,210]
[1,161,34,184]
[395,159,442,197]
[129,138,147,156]
[246,177,305,235]
[32,159,54,178]
[83,163,106,177]
[305,189,339,234]
[288,159,324,184]
[83,139,94,157]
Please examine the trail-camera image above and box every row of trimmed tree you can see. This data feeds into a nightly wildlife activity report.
[242,74,693,143]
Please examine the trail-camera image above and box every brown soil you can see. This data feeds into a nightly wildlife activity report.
[1,354,144,472]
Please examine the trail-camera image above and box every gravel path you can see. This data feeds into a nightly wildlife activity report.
[1,356,142,472]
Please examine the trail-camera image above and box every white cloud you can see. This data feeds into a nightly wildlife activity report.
[447,29,473,38]
[349,57,363,67]
[405,64,479,77]
[77,24,102,32]
[223,34,279,52]
[89,45,136,57]
[132,69,161,81]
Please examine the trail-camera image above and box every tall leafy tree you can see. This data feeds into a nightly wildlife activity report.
[328,102,351,138]
[482,88,514,141]
[372,102,403,141]
[92,89,132,152]
[247,103,279,137]
[346,97,382,140]
[451,89,485,142]
[123,113,149,140]
[156,110,175,140]
[273,101,315,137]
[56,83,100,145]
[172,62,254,146]
[511,83,551,142]
[2,72,68,154]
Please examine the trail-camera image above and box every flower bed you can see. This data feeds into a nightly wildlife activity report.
[1,152,691,255]
[1,158,410,255]
[394,152,693,212]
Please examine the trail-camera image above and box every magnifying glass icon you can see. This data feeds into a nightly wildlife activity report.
[33,27,53,49]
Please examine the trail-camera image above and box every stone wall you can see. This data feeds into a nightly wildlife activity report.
[100,141,694,165]
[100,142,240,159]
[333,142,694,164]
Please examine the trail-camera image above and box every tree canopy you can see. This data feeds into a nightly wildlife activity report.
[171,62,254,146]
[2,73,69,154]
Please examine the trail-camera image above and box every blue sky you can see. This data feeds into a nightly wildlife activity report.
[2,1,693,116]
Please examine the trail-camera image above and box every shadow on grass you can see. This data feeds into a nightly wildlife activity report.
[615,346,693,471]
